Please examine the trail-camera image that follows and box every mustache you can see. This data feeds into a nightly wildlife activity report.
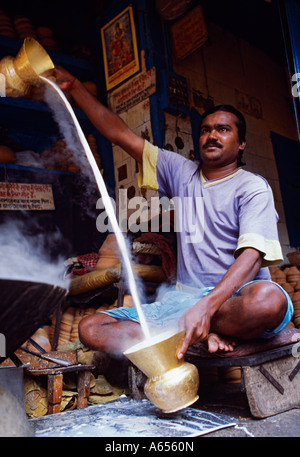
[203,139,223,149]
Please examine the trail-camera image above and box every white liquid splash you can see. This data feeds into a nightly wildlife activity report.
[40,76,151,340]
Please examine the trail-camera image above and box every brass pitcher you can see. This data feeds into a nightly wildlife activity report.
[124,330,199,413]
[0,37,54,97]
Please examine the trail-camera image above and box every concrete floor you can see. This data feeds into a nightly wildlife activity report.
[24,355,300,438]
[29,381,300,438]
[195,382,300,437]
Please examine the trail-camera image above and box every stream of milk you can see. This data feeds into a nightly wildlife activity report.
[40,76,151,341]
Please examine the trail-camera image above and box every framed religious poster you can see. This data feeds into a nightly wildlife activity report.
[101,5,140,91]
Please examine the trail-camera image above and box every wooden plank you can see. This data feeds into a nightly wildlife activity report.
[186,344,295,368]
[24,364,94,376]
[77,371,91,409]
[47,373,63,414]
[13,350,78,370]
[243,355,300,418]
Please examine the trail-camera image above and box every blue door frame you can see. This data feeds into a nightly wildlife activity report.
[280,0,300,139]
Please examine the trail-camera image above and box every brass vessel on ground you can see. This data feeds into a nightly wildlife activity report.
[124,330,199,413]
[0,37,54,96]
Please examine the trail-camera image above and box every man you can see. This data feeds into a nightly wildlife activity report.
[51,67,293,358]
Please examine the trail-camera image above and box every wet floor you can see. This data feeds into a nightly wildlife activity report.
[195,382,300,437]
[29,382,300,438]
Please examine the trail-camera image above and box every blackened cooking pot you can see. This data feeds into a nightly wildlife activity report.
[0,279,67,360]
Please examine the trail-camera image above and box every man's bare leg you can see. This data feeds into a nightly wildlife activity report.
[79,281,288,357]
[206,280,287,352]
[78,312,144,357]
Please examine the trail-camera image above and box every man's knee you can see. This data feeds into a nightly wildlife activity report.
[240,281,287,327]
[78,313,108,349]
[78,314,91,344]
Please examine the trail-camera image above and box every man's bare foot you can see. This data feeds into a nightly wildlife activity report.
[207,333,237,353]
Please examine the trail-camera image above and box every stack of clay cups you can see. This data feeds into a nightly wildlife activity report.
[0,10,17,38]
[73,305,115,344]
[287,266,300,288]
[282,278,296,329]
[50,306,113,348]
[281,282,295,300]
[270,268,286,286]
[269,267,294,327]
[293,280,300,328]
[57,307,76,347]
[270,266,300,329]
[70,307,96,343]
[37,26,57,51]
[13,15,37,40]
[70,309,83,343]
[70,308,85,343]
[286,267,300,329]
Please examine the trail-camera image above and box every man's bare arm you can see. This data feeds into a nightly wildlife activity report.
[177,247,263,357]
[52,66,145,163]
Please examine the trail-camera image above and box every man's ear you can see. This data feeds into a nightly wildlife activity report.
[239,141,246,151]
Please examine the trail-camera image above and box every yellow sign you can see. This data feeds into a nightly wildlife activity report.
[171,6,208,60]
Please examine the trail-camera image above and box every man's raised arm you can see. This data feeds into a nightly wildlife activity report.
[51,66,144,163]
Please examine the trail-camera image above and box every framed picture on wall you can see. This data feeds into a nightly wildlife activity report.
[170,6,208,60]
[101,5,140,91]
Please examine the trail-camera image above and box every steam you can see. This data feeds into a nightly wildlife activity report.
[0,219,68,288]
[41,76,152,340]
[0,83,92,289]
[43,84,93,179]
[43,83,111,222]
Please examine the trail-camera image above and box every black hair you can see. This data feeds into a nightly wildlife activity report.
[200,104,246,166]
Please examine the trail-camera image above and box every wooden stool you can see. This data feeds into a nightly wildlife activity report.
[27,364,94,414]
[12,349,94,414]
[186,328,300,418]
